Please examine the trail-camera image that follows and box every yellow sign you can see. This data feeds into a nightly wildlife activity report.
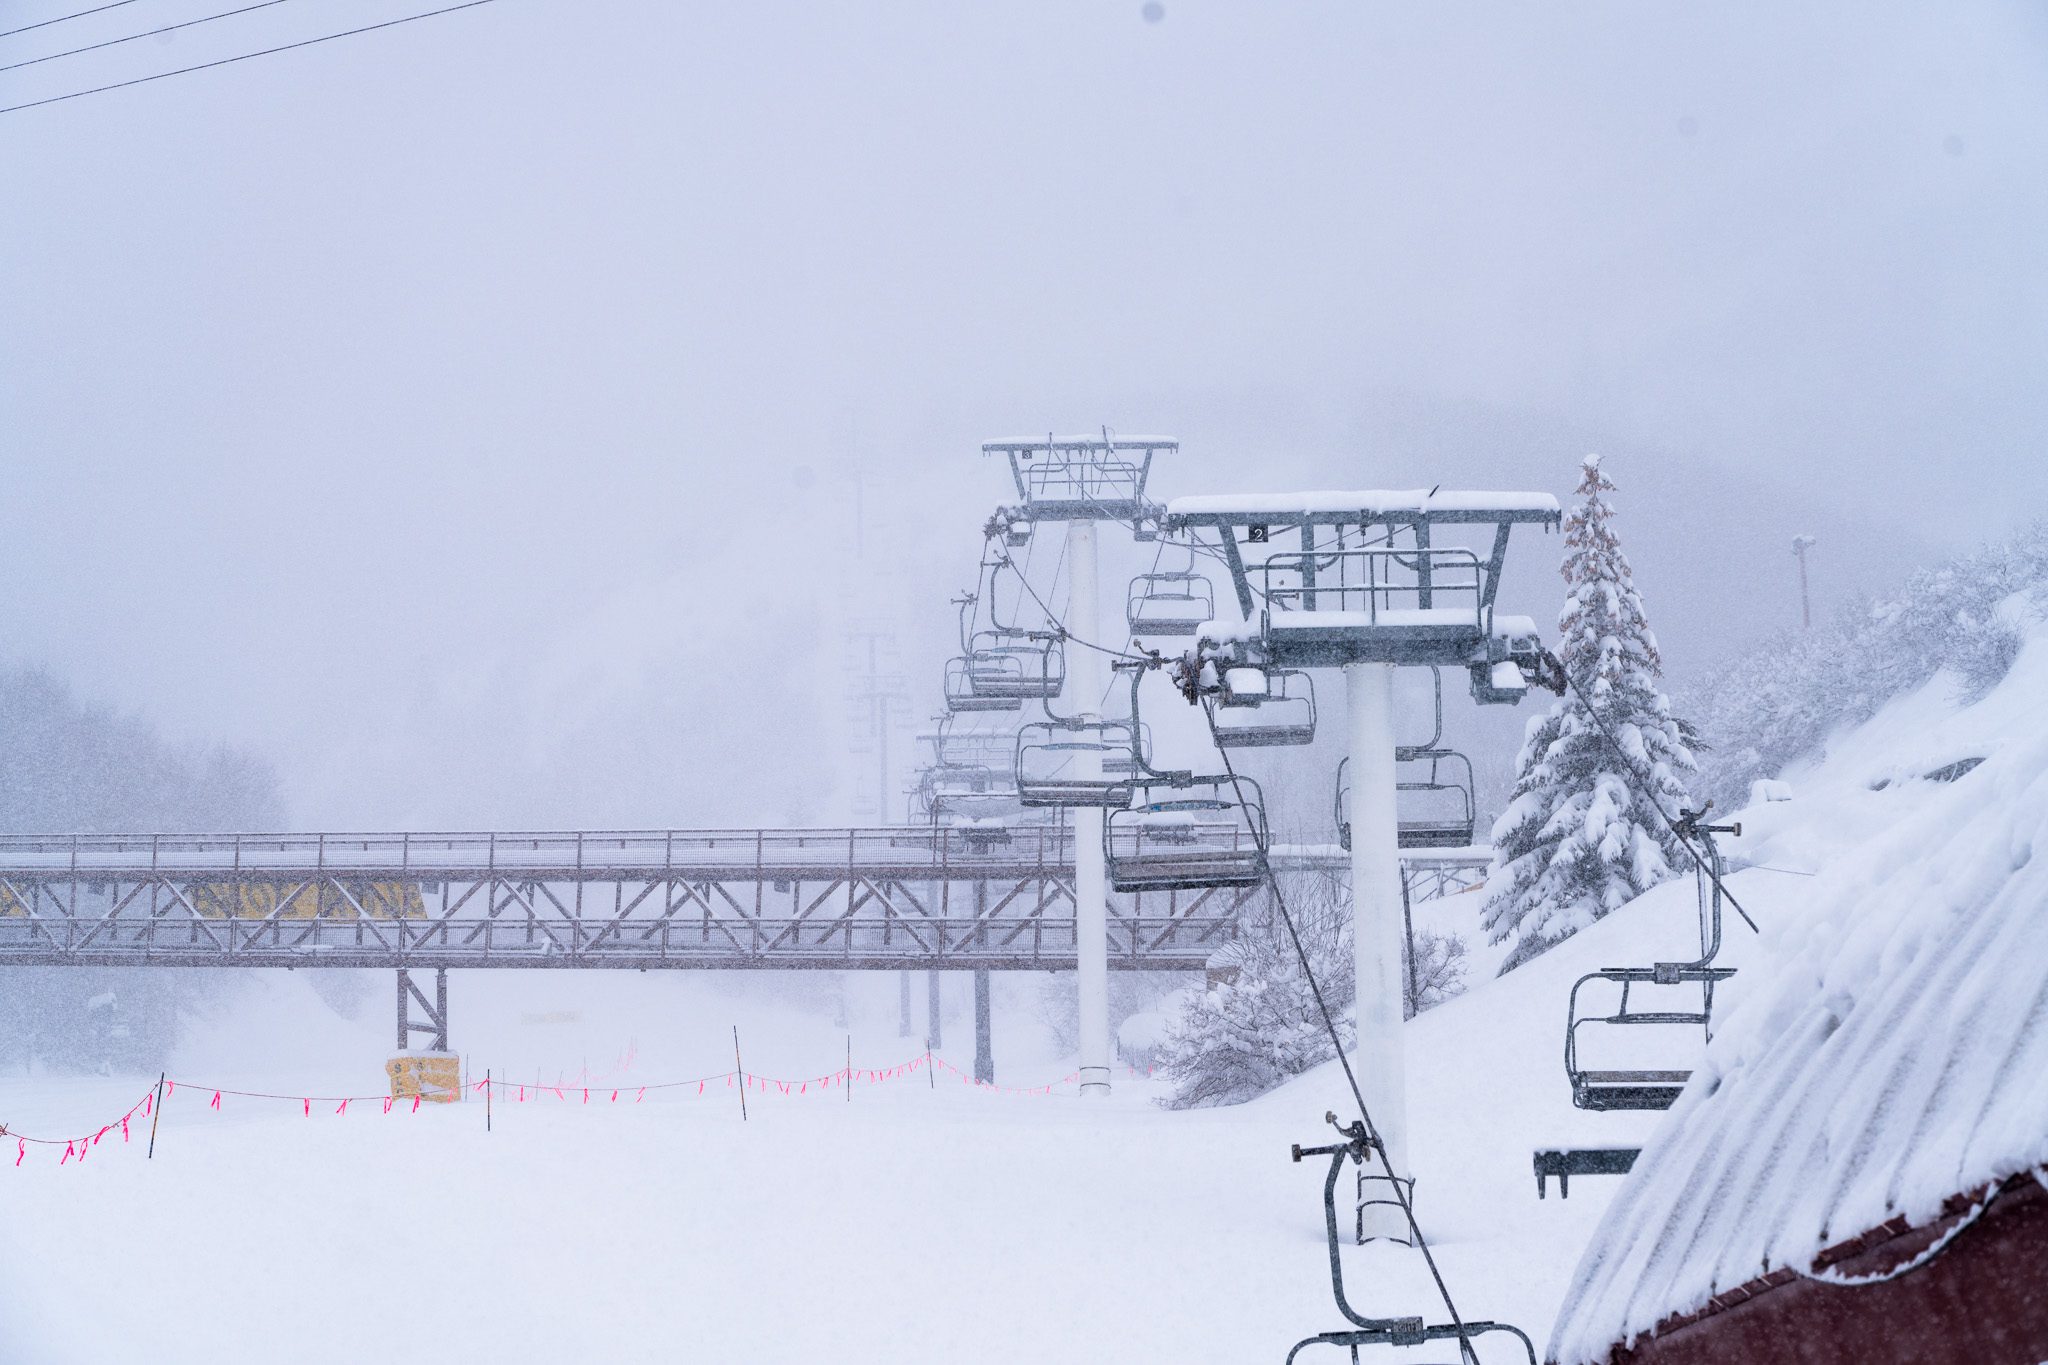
[184,880,427,921]
[387,1053,462,1103]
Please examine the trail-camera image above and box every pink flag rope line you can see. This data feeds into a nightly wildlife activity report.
[2,1048,1109,1168]
[1,1088,154,1159]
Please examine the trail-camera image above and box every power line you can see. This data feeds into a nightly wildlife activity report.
[0,0,300,76]
[0,0,504,116]
[0,0,142,41]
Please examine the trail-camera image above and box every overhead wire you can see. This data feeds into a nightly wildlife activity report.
[0,0,503,116]
[1199,697,1481,1362]
[0,0,300,75]
[1547,656,1762,934]
[0,0,142,41]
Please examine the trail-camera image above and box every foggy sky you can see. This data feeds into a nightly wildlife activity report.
[4,0,2044,829]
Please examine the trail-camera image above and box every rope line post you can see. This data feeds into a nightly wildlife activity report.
[146,1070,165,1159]
[485,1068,492,1133]
[732,1026,747,1122]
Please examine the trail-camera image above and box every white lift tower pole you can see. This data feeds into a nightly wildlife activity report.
[1069,515,1112,1098]
[1346,660,1409,1239]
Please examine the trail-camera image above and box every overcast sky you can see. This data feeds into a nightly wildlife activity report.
[4,0,2044,829]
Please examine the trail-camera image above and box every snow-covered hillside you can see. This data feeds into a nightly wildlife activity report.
[5,621,2045,1363]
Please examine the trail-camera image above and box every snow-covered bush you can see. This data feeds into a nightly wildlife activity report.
[1483,456,1697,971]
[1158,870,1467,1108]
[1688,521,2048,811]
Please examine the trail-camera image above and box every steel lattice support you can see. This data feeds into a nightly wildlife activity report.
[397,968,449,1052]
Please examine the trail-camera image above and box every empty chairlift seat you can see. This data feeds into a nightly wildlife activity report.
[1126,571,1215,637]
[1106,779,1267,892]
[944,656,1021,713]
[1014,720,1138,808]
[1564,814,1741,1112]
[963,632,1067,700]
[1211,668,1317,748]
[1335,750,1477,851]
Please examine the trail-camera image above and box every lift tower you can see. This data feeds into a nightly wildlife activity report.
[983,433,1172,1097]
[1167,489,1558,1234]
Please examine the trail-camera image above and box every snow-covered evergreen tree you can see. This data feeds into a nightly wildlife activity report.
[1483,455,1696,970]
[1159,869,1467,1107]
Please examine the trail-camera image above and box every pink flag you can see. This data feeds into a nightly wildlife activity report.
[210,1091,221,1110]
[411,1095,422,1113]
[336,1100,350,1116]
[383,1096,395,1115]
[303,1098,311,1118]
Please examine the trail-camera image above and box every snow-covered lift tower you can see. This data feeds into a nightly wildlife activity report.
[1165,489,1559,1235]
[984,432,1174,1097]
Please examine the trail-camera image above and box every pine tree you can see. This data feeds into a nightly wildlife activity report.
[1482,455,1697,969]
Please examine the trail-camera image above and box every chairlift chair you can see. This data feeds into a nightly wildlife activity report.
[1564,814,1740,1112]
[964,631,1067,700]
[1287,1113,1539,1365]
[944,657,1021,713]
[1014,719,1138,808]
[1211,668,1317,749]
[1335,750,1478,851]
[1125,570,1215,637]
[1105,777,1267,892]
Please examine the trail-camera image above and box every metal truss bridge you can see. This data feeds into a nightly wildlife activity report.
[0,828,1488,973]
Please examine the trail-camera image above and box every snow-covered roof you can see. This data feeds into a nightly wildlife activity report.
[1547,726,2048,1365]
[1166,489,1559,521]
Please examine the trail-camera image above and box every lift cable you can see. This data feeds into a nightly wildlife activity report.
[1198,693,1482,1363]
[1545,650,1761,935]
[0,0,502,116]
[0,0,142,41]
[0,0,301,75]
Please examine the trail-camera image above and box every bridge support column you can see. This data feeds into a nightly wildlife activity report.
[973,969,994,1084]
[397,968,450,1053]
[926,970,943,1048]
[1346,661,1410,1240]
[898,971,913,1037]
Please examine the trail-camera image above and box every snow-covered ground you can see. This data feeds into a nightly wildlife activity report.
[5,631,2041,1364]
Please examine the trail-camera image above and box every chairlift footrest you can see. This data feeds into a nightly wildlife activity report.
[1534,1147,1640,1198]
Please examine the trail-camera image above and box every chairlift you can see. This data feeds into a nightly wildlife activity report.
[964,631,1067,700]
[1015,720,1138,808]
[1212,669,1317,748]
[1126,570,1215,637]
[1335,750,1477,851]
[944,657,1021,713]
[1564,812,1740,1112]
[1287,1113,1540,1365]
[1105,777,1267,892]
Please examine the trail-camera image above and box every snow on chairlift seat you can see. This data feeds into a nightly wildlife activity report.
[944,656,1021,713]
[1564,817,1736,1114]
[964,634,1066,700]
[1106,780,1266,892]
[1212,668,1316,748]
[1014,720,1138,808]
[1334,750,1477,851]
[1126,571,1215,637]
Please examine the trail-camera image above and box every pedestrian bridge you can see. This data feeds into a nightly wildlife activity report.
[0,828,1487,972]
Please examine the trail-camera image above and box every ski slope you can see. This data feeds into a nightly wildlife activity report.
[5,629,2041,1363]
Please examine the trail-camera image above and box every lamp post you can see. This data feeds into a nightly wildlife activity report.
[1792,535,1817,631]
